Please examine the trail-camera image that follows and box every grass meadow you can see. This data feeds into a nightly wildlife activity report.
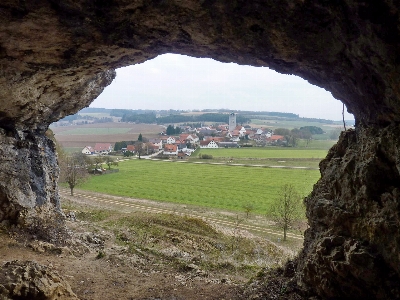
[192,147,329,168]
[78,159,320,215]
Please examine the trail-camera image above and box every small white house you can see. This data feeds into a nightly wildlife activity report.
[82,146,94,155]
[200,140,219,148]
[166,136,176,144]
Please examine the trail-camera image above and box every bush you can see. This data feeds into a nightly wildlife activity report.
[199,154,213,159]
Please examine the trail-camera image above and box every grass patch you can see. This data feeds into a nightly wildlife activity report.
[78,159,320,214]
[106,212,287,276]
[62,202,294,278]
[75,209,112,222]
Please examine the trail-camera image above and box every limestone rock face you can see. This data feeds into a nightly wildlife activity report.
[298,126,400,298]
[0,0,400,298]
[0,128,60,225]
[0,260,78,300]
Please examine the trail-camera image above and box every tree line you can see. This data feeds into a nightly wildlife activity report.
[156,113,250,124]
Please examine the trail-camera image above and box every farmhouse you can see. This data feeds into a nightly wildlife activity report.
[126,145,135,153]
[81,146,94,155]
[164,144,178,155]
[179,133,199,143]
[267,135,286,144]
[148,138,163,150]
[94,143,113,154]
[200,140,219,148]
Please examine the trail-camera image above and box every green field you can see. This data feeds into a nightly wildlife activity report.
[197,148,328,159]
[57,127,132,135]
[296,139,336,149]
[78,159,320,214]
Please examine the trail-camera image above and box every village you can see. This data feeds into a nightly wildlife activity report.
[79,113,285,158]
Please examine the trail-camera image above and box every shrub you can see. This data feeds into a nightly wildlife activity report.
[199,154,213,159]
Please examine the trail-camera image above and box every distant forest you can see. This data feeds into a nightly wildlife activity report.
[155,113,251,124]
[62,107,354,125]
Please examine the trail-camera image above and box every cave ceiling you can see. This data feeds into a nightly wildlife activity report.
[0,1,399,129]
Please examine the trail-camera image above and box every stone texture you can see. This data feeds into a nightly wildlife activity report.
[0,260,79,300]
[0,0,400,298]
[0,127,59,224]
[298,126,400,298]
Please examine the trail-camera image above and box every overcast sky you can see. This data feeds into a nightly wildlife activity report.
[92,53,354,121]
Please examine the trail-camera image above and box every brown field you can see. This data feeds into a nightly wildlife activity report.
[51,122,163,148]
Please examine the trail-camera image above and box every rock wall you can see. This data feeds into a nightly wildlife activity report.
[0,128,59,225]
[298,125,400,298]
[0,0,400,298]
[0,260,79,300]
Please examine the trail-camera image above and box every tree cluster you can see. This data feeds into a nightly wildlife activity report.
[274,127,318,147]
[157,113,250,124]
[299,126,324,135]
[166,125,182,135]
[114,141,135,151]
[121,113,157,123]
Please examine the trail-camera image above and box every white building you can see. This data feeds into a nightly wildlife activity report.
[200,140,219,148]
[166,136,176,144]
[82,146,94,155]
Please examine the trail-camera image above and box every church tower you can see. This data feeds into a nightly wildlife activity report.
[229,113,236,132]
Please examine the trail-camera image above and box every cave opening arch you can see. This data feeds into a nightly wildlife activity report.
[0,1,400,298]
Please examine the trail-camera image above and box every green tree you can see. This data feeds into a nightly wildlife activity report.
[268,184,303,241]
[114,141,128,151]
[273,128,290,136]
[166,125,174,135]
[299,126,324,135]
[138,133,143,142]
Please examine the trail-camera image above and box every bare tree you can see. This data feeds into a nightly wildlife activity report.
[269,184,303,241]
[59,153,89,196]
[242,203,255,218]
[135,141,144,159]
[104,156,116,170]
[92,156,104,171]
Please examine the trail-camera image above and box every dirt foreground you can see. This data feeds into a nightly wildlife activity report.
[0,222,242,300]
[0,189,303,299]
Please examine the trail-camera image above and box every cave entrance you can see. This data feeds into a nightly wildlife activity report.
[51,53,354,246]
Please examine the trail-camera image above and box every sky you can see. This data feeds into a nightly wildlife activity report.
[92,53,354,121]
